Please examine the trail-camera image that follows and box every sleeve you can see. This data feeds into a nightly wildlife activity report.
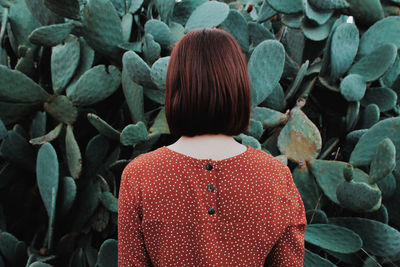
[264,166,307,267]
[118,160,153,267]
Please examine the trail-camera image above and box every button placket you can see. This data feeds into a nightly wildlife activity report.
[204,162,217,218]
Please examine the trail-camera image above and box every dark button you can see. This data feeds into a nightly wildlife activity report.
[208,207,215,215]
[207,184,215,192]
[205,162,213,170]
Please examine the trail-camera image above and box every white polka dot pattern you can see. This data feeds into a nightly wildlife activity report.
[118,144,307,266]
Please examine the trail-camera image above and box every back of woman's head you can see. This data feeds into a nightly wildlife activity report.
[165,27,251,137]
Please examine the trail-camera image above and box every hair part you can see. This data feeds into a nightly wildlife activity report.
[164,27,251,137]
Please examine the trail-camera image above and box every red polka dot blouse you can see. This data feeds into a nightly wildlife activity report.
[118,144,307,266]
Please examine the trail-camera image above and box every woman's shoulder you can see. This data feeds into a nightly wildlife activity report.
[123,147,164,170]
[251,147,291,175]
[123,145,290,178]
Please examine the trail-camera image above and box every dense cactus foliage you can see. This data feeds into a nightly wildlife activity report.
[0,0,400,265]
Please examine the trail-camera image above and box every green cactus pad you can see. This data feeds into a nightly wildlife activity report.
[302,0,334,25]
[0,65,50,103]
[29,262,54,267]
[277,106,322,163]
[144,19,172,48]
[0,130,36,171]
[87,113,121,141]
[257,1,277,22]
[120,121,149,146]
[84,134,110,178]
[97,239,117,267]
[51,35,80,94]
[284,60,309,101]
[65,125,82,179]
[359,16,400,57]
[44,95,78,125]
[36,142,59,217]
[309,159,377,205]
[266,0,302,14]
[248,22,275,48]
[376,173,396,200]
[29,123,63,145]
[300,16,335,41]
[118,41,142,52]
[129,0,144,13]
[172,0,207,26]
[328,216,400,257]
[349,117,400,166]
[81,0,123,60]
[143,88,165,105]
[260,84,285,112]
[292,166,321,211]
[184,1,229,33]
[360,87,397,112]
[0,119,6,141]
[381,54,400,88]
[218,9,249,52]
[319,15,347,77]
[369,137,396,184]
[100,192,118,213]
[65,37,95,94]
[43,0,80,20]
[364,203,389,224]
[345,128,367,143]
[123,50,154,88]
[347,102,360,131]
[280,14,302,29]
[306,209,328,224]
[247,119,263,139]
[149,108,170,134]
[0,232,21,264]
[330,22,359,82]
[110,0,126,16]
[248,40,285,107]
[71,177,101,231]
[58,176,76,218]
[336,180,382,212]
[121,13,133,42]
[25,0,63,26]
[251,106,287,128]
[305,223,362,253]
[28,22,75,47]
[343,163,354,182]
[154,0,174,24]
[0,101,42,125]
[304,248,337,266]
[308,0,348,10]
[8,0,40,52]
[67,65,121,106]
[150,56,169,90]
[339,74,366,102]
[385,180,400,226]
[31,111,46,139]
[346,0,384,26]
[359,104,380,129]
[348,43,397,82]
[143,33,161,65]
[169,22,185,45]
[121,67,145,124]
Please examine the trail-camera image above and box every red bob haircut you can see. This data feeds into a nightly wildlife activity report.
[164,27,251,137]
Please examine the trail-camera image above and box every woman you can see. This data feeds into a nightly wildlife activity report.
[118,28,307,266]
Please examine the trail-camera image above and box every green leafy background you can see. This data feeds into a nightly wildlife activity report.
[0,0,400,265]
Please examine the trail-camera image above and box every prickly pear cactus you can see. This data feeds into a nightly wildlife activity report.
[0,0,400,266]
